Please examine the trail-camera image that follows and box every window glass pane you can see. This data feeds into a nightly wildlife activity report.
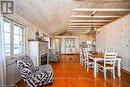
[19,36,24,45]
[14,45,20,54]
[14,34,20,44]
[4,33,10,44]
[19,27,24,36]
[19,44,24,53]
[5,45,10,56]
[14,25,20,34]
[87,41,92,44]
[3,21,10,32]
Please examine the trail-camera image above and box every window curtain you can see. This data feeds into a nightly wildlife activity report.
[0,17,6,86]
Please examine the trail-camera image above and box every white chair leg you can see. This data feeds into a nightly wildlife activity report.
[87,63,89,72]
[80,59,82,65]
[113,69,115,79]
[81,59,84,66]
[85,62,87,68]
[104,68,106,80]
[96,65,98,73]
[81,62,83,66]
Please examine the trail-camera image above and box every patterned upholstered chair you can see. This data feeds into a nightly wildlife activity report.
[16,55,54,87]
[48,49,60,62]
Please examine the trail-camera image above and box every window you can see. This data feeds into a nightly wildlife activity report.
[87,41,92,45]
[3,20,11,56]
[3,19,25,57]
[13,24,25,54]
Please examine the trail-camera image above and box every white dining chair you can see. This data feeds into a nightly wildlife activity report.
[97,48,103,53]
[79,48,84,66]
[97,50,118,79]
[97,48,105,54]
[83,48,94,71]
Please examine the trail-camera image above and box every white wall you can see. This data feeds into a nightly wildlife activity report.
[96,14,130,72]
[79,34,95,43]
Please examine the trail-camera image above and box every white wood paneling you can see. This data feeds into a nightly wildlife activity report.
[14,0,130,35]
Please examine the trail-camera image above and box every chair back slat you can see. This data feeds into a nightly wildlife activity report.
[83,48,89,60]
[104,50,118,67]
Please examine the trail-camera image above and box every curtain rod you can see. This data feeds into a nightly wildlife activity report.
[3,16,26,27]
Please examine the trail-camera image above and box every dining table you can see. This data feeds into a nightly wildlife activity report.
[89,52,122,78]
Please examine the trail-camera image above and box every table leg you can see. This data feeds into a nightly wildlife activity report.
[118,58,121,77]
[94,60,97,78]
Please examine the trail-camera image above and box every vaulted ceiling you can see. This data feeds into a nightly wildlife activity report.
[15,0,130,36]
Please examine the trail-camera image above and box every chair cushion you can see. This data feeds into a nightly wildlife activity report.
[35,64,54,85]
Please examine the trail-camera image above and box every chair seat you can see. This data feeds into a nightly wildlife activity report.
[83,58,93,62]
[97,61,114,68]
[89,59,94,62]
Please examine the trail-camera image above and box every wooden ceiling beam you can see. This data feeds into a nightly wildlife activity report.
[68,26,101,28]
[68,29,90,31]
[70,20,112,22]
[72,8,130,12]
[69,23,105,26]
[68,27,91,29]
[71,15,121,18]
[68,28,91,30]
[67,31,89,33]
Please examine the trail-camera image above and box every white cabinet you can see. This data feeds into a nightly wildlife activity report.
[65,38,76,54]
[29,40,48,67]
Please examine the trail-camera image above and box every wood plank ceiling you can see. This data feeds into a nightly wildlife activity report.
[15,0,130,36]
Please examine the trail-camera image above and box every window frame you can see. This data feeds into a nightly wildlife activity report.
[3,19,12,58]
[3,18,26,59]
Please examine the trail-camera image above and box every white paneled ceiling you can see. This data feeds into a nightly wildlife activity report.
[15,0,130,36]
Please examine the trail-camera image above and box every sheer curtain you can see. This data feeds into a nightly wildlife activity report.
[0,17,6,86]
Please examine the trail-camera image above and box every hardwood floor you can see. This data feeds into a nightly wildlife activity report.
[17,54,130,87]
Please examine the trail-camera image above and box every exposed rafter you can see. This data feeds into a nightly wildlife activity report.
[67,30,89,33]
[68,28,91,29]
[69,23,105,26]
[70,20,112,23]
[71,15,121,18]
[68,30,89,31]
[72,8,130,12]
[68,27,91,29]
[68,29,91,31]
[68,25,101,28]
[68,8,130,33]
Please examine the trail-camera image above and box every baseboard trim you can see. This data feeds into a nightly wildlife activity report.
[121,68,130,74]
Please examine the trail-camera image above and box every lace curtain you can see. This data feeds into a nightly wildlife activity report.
[0,17,6,86]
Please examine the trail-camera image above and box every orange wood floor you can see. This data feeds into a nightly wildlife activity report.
[17,54,130,87]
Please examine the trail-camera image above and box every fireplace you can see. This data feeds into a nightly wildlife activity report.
[41,53,47,65]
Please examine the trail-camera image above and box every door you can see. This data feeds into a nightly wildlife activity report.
[55,39,61,53]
